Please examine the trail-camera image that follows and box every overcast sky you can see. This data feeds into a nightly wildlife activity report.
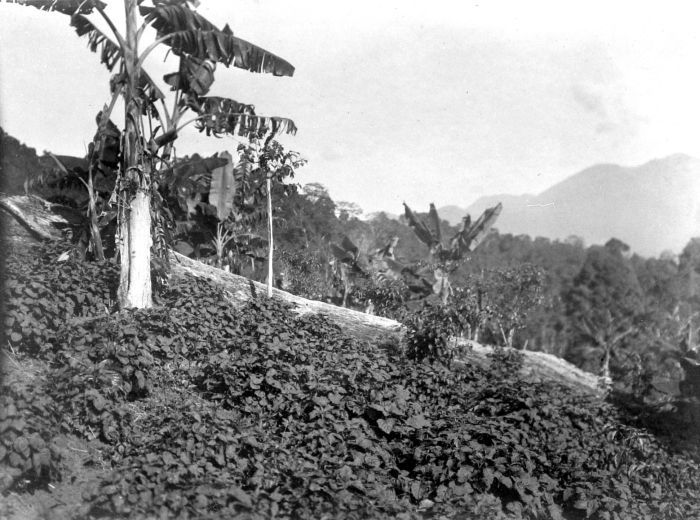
[1,0,699,214]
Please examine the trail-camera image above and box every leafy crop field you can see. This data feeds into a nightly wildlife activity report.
[2,241,700,519]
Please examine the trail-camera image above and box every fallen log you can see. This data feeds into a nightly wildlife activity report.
[455,340,603,396]
[0,194,76,241]
[170,252,405,347]
[171,253,603,395]
[2,194,605,397]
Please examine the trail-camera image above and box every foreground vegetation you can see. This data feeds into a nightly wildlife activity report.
[2,240,700,519]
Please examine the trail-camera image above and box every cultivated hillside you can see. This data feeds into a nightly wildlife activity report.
[3,236,700,519]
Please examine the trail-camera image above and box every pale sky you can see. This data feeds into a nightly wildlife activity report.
[1,0,699,214]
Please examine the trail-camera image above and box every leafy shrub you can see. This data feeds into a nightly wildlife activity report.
[402,289,485,363]
[276,248,332,301]
[457,265,544,348]
[363,264,543,364]
[0,381,62,492]
[46,344,134,447]
[3,242,117,357]
[88,404,259,518]
[352,276,409,319]
[403,302,463,362]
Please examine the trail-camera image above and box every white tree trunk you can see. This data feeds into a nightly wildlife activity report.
[117,0,152,309]
[119,190,152,308]
[267,177,273,298]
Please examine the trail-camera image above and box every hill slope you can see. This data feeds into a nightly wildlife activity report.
[441,155,700,256]
[3,238,700,519]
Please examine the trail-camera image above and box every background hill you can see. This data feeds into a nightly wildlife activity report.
[0,127,43,195]
[440,154,700,257]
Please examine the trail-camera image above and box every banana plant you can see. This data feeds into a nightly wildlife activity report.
[329,236,371,307]
[403,202,502,262]
[390,202,502,301]
[45,152,107,260]
[210,222,234,269]
[19,0,298,309]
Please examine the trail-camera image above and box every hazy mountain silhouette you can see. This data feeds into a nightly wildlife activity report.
[438,154,700,257]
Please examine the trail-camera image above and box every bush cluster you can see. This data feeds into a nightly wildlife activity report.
[0,383,61,492]
[3,241,117,357]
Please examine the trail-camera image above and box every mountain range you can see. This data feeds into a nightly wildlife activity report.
[437,154,700,257]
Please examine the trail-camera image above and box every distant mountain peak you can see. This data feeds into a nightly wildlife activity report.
[435,154,698,257]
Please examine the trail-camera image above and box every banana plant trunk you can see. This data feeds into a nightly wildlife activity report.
[118,0,152,309]
[267,176,273,297]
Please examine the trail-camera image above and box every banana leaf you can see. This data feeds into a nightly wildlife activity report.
[208,151,236,221]
[428,203,442,244]
[188,96,297,139]
[140,3,294,76]
[463,203,502,252]
[91,113,120,170]
[447,204,501,258]
[17,0,105,15]
[164,55,216,96]
[70,14,121,71]
[403,202,436,249]
[71,15,165,111]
